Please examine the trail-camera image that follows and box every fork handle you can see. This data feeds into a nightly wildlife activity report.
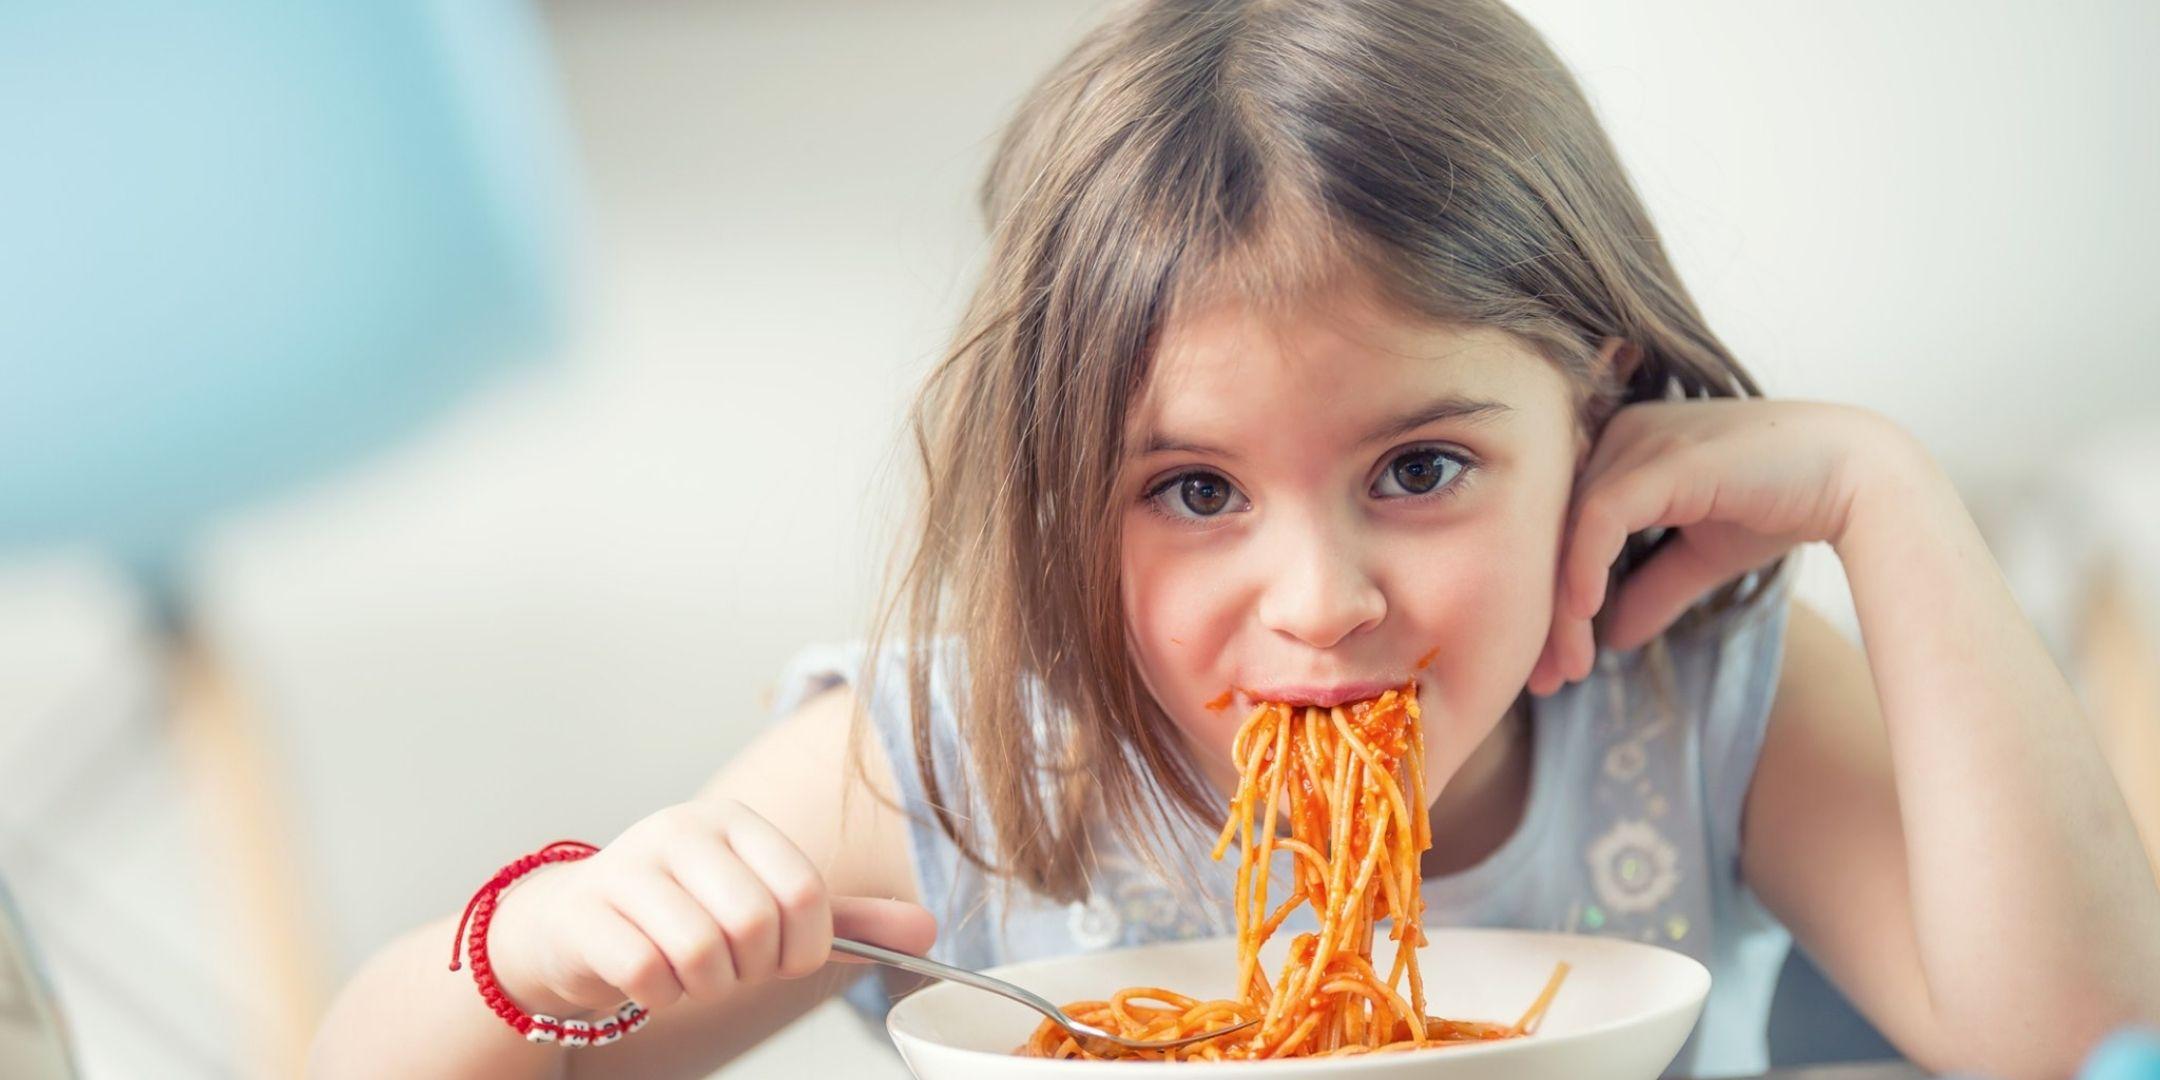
[832,936,1258,1054]
[830,937,1067,1023]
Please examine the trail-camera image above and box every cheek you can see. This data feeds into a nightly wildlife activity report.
[1394,495,1567,762]
[1402,474,1566,649]
[1406,537,1552,691]
[1120,523,1240,748]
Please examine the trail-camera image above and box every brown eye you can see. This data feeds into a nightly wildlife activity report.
[1374,447,1469,498]
[1180,474,1231,515]
[1146,470,1248,521]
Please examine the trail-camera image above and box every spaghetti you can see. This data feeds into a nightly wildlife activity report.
[1017,684,1568,1060]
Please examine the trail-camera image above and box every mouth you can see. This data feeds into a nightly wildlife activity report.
[1234,679,1411,710]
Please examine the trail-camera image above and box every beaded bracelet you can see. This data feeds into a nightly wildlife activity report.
[448,839,651,1047]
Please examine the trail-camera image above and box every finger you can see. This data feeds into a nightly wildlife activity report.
[723,811,833,979]
[1559,611,1597,684]
[1603,530,1733,652]
[682,846,783,985]
[1562,485,1641,623]
[1564,465,1710,622]
[1529,604,1595,689]
[611,873,737,1000]
[1576,404,1669,496]
[1532,495,1594,695]
[668,839,783,985]
[1526,612,1570,696]
[1525,640,1556,697]
[578,902,686,1011]
[830,896,938,964]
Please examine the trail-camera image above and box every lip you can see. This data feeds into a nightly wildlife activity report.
[1239,679,1405,709]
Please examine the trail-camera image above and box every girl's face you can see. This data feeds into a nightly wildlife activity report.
[1120,278,1592,804]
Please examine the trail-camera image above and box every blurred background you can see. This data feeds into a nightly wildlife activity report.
[0,2,2154,1078]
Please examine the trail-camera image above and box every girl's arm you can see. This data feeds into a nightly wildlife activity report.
[1742,427,2160,1078]
[1531,400,2160,1078]
[561,686,930,1079]
[309,686,930,1080]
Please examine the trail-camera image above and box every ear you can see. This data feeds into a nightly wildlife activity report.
[1574,337,1643,469]
[1596,336,1643,383]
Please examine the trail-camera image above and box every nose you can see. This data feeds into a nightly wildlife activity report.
[1253,511,1386,650]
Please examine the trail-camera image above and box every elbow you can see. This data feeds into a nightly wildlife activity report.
[1907,980,2160,1080]
[306,999,354,1080]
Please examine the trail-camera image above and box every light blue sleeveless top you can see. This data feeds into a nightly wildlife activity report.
[770,567,1795,1078]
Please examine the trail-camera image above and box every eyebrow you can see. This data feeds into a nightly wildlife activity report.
[1359,394,1514,445]
[1138,394,1513,458]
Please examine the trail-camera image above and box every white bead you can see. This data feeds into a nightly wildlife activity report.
[590,1020,623,1047]
[625,1007,651,1035]
[559,1019,593,1048]
[524,1015,560,1044]
[615,1002,643,1025]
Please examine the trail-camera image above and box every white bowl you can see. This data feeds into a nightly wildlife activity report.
[885,928,1709,1079]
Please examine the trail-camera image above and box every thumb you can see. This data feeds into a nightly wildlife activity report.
[830,895,939,963]
[1603,530,1731,652]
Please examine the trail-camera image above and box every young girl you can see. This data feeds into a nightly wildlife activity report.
[312,0,2160,1076]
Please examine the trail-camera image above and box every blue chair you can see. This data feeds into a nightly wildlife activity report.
[0,0,573,602]
[0,3,574,1072]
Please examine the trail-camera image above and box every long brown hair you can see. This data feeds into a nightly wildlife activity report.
[857,0,1775,905]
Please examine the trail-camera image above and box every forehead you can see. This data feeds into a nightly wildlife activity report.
[1134,279,1570,442]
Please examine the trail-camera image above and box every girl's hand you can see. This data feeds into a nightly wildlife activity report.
[481,797,937,1018]
[1528,399,1905,695]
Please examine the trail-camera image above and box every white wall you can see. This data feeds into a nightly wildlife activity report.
[1526,1,2160,476]
[167,1,2156,1075]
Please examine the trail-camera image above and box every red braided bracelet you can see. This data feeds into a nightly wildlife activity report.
[448,840,650,1047]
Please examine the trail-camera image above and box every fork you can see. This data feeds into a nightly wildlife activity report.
[831,937,1259,1056]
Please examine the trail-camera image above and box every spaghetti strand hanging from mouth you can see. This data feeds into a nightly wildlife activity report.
[1017,685,1569,1060]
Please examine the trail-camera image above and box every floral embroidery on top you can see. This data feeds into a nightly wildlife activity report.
[1065,890,1122,950]
[1602,740,1647,782]
[1587,818,1681,914]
